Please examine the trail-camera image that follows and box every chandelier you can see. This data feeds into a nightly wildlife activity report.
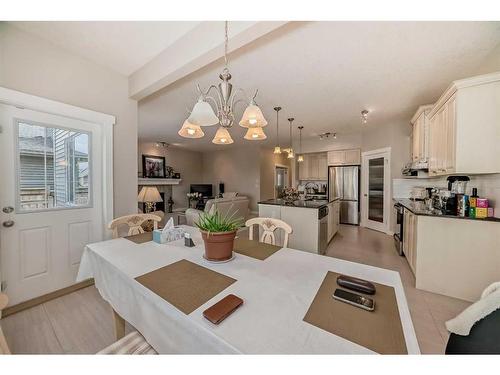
[178,21,268,144]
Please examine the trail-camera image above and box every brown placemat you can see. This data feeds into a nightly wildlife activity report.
[233,237,282,260]
[124,232,153,244]
[135,259,236,314]
[303,271,407,354]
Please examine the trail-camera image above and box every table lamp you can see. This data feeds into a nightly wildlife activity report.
[138,186,163,213]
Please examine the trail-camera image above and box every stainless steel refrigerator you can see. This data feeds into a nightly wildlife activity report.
[328,166,360,225]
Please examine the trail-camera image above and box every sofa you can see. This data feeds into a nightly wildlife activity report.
[185,195,250,227]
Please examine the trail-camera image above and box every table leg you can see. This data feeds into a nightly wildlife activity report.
[112,308,125,340]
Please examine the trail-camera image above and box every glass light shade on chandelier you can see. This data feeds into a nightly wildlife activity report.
[244,126,267,140]
[273,146,282,154]
[178,119,205,138]
[287,150,294,159]
[297,154,304,163]
[212,127,234,145]
[239,102,268,128]
[187,97,220,127]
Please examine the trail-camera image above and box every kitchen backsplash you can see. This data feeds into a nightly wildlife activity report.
[393,174,500,217]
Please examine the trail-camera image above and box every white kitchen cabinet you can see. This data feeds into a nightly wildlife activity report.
[402,209,417,275]
[298,152,328,180]
[428,72,500,176]
[327,149,361,166]
[410,105,433,164]
[327,200,340,242]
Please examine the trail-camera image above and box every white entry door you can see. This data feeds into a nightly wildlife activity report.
[361,148,391,233]
[0,102,106,306]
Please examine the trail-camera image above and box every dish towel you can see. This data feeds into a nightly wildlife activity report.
[446,281,500,336]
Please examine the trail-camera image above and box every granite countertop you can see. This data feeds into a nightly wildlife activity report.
[394,198,500,223]
[258,198,334,209]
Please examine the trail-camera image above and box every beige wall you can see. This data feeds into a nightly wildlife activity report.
[201,145,261,211]
[138,142,203,209]
[259,147,293,201]
[0,24,138,217]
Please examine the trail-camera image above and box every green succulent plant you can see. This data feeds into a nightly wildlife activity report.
[195,207,243,234]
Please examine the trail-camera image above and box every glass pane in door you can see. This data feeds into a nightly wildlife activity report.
[17,120,91,211]
[368,157,384,223]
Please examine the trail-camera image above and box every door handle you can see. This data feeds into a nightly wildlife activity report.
[2,220,14,228]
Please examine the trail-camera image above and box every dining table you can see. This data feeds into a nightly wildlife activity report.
[77,225,420,354]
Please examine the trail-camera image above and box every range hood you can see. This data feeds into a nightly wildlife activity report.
[402,161,429,178]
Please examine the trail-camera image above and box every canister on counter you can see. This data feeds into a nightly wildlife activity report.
[476,198,489,208]
[487,207,495,217]
[469,197,477,208]
[457,194,469,217]
[475,207,488,218]
[469,207,476,218]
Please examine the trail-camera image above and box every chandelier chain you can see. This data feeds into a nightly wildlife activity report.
[224,21,229,69]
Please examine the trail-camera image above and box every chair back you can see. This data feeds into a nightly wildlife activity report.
[108,213,161,239]
[245,217,292,247]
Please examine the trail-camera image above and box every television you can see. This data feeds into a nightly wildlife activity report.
[190,184,213,198]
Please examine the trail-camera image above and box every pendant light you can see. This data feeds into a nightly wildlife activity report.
[286,118,294,159]
[212,127,234,144]
[244,126,267,140]
[297,126,304,162]
[180,21,267,143]
[273,106,282,154]
[178,119,205,138]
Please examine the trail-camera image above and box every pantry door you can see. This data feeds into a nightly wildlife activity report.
[361,148,391,234]
[0,88,114,306]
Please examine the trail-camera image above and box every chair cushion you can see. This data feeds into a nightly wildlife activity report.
[98,331,157,354]
[446,308,500,354]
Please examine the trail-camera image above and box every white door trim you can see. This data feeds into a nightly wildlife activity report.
[0,87,115,236]
[361,147,392,234]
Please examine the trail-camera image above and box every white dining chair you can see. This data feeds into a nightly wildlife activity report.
[245,217,293,247]
[108,213,162,239]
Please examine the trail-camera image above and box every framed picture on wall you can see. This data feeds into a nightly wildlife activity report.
[142,154,166,178]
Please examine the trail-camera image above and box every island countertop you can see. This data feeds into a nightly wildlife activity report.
[258,198,334,209]
[394,198,500,223]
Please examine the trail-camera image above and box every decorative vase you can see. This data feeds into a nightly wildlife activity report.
[200,230,237,262]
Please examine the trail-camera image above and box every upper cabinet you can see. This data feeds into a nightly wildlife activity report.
[410,105,433,165]
[299,152,328,180]
[427,72,500,176]
[327,149,361,166]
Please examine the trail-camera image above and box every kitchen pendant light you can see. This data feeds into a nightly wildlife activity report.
[179,21,267,144]
[297,126,304,162]
[212,127,234,144]
[178,119,205,138]
[273,106,282,154]
[286,118,294,158]
[244,126,267,140]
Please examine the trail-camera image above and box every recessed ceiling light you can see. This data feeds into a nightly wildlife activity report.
[361,110,369,124]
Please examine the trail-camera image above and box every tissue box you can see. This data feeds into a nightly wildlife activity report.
[153,227,185,244]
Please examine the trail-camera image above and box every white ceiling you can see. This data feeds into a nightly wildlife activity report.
[10,21,200,75]
[138,21,500,151]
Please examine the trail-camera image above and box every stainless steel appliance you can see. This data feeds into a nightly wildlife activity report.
[328,166,360,225]
[393,203,404,255]
[318,205,329,254]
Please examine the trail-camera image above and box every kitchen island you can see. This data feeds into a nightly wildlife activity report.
[258,198,340,254]
[394,198,500,302]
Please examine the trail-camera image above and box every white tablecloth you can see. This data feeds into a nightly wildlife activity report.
[77,226,419,354]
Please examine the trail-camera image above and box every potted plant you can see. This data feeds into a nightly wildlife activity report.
[195,209,242,262]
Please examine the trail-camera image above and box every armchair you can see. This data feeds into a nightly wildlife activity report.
[185,195,250,227]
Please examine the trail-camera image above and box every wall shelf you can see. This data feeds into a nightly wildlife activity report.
[138,178,182,186]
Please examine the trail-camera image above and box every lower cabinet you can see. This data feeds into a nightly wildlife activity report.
[402,209,417,275]
[328,200,340,242]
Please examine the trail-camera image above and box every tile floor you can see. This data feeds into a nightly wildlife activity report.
[0,224,470,354]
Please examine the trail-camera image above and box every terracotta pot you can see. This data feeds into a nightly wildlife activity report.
[200,230,237,262]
